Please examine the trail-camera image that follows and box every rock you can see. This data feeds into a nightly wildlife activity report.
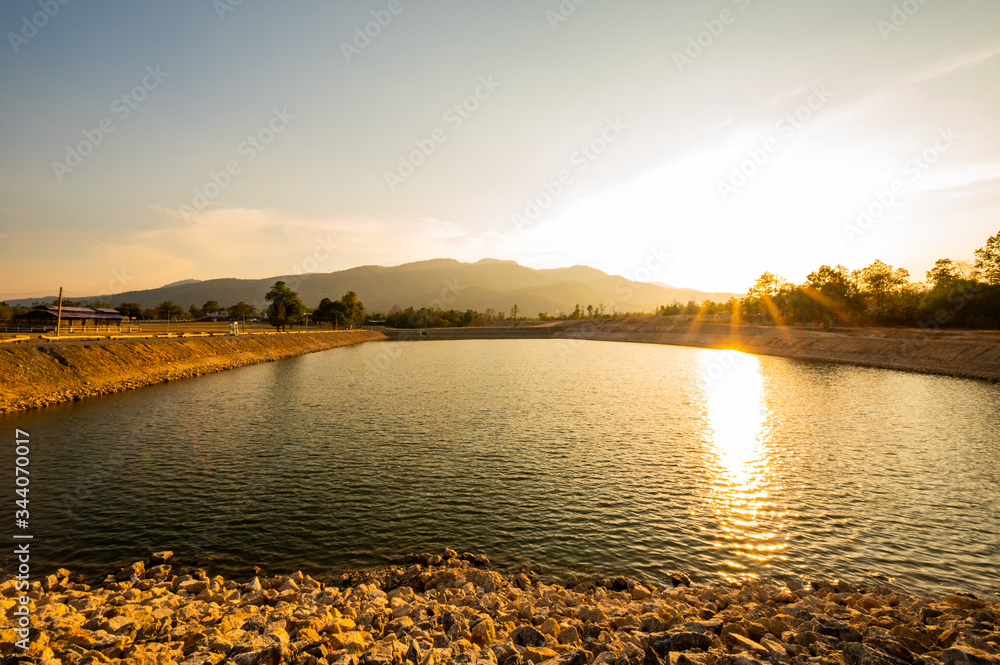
[946,595,986,611]
[632,585,653,601]
[524,646,560,663]
[724,633,771,658]
[943,646,1000,665]
[558,625,583,645]
[471,617,497,646]
[150,551,174,566]
[115,561,145,582]
[843,643,910,665]
[670,572,693,587]
[716,656,768,665]
[540,617,562,638]
[669,631,714,652]
[639,615,666,633]
[231,644,283,664]
[511,625,548,648]
[559,649,594,665]
[816,615,862,642]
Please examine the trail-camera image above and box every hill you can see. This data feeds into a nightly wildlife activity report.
[7,259,738,316]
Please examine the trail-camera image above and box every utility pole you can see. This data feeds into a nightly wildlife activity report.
[56,287,63,337]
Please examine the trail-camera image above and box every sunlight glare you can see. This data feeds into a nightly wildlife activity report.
[699,350,786,580]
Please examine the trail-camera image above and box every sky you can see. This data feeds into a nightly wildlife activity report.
[1,0,999,301]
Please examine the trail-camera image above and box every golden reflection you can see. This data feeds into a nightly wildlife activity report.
[699,349,786,580]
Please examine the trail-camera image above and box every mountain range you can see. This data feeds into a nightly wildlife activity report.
[8,259,739,315]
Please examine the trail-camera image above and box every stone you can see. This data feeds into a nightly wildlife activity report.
[471,617,496,646]
[510,625,548,648]
[943,646,1000,665]
[724,633,771,658]
[540,617,561,638]
[231,644,283,664]
[115,561,145,582]
[524,646,560,663]
[815,615,862,642]
[843,642,910,665]
[558,625,582,645]
[150,551,174,566]
[669,631,714,652]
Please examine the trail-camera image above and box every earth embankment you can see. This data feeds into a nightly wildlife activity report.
[0,330,385,414]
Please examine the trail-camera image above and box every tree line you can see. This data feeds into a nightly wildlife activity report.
[2,230,997,329]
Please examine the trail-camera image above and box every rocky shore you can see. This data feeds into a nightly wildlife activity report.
[3,551,998,665]
[0,331,385,414]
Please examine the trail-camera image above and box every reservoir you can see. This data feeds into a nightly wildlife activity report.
[4,339,999,598]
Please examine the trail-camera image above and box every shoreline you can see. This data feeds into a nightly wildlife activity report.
[3,318,998,415]
[386,318,1000,383]
[3,550,998,665]
[0,330,385,415]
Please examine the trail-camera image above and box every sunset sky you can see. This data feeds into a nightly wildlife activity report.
[2,1,999,300]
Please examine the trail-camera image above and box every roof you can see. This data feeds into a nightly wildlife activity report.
[22,305,124,320]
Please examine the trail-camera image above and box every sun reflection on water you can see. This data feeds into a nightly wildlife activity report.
[699,349,787,581]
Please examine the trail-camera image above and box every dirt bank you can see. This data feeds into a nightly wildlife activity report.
[387,319,1000,382]
[3,550,998,665]
[0,331,385,415]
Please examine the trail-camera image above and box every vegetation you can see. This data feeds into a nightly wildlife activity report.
[313,291,365,328]
[265,281,306,331]
[3,231,998,332]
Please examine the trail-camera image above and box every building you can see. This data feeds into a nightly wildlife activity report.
[14,305,125,327]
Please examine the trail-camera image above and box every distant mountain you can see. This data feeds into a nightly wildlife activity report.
[5,259,738,314]
[159,279,202,289]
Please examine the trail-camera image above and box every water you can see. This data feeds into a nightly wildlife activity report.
[3,339,999,598]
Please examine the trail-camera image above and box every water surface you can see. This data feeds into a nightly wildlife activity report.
[3,339,998,597]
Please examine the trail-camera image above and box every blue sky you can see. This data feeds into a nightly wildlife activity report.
[2,1,999,299]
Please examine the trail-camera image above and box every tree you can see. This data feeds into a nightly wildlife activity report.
[155,300,184,320]
[228,301,257,318]
[314,291,365,328]
[856,260,910,322]
[510,304,519,324]
[338,291,365,328]
[116,302,143,320]
[264,281,305,331]
[974,230,1000,285]
[202,300,221,315]
[802,265,857,325]
[926,258,959,292]
[189,304,204,319]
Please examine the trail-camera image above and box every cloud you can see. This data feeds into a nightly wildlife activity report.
[900,43,1000,87]
[88,206,480,293]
